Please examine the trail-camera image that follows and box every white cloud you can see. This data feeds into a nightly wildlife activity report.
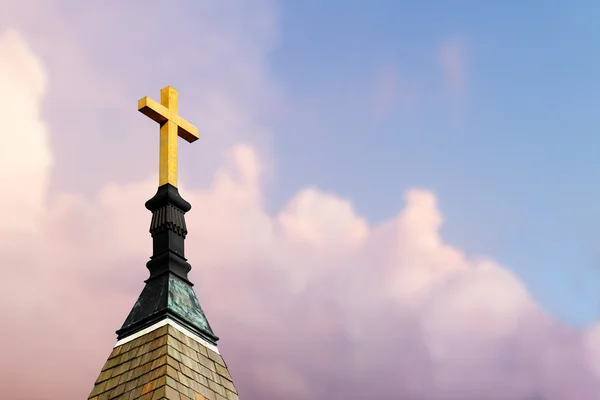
[8,138,593,399]
[0,29,51,234]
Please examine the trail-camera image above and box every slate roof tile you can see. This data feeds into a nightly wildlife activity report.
[89,326,238,400]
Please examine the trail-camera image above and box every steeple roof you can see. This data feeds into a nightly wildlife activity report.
[88,86,239,400]
[89,324,238,400]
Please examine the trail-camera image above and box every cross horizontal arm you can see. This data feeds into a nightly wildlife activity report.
[138,96,199,143]
[138,97,169,123]
[175,116,199,143]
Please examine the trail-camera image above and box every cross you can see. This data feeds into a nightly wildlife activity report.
[138,86,199,188]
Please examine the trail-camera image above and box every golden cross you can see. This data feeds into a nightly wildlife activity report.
[138,86,199,187]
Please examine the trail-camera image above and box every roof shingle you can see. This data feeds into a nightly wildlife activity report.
[89,324,239,400]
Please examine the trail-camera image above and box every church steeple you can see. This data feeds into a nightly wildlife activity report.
[88,86,239,400]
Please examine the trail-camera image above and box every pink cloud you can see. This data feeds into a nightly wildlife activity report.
[3,16,600,400]
[371,66,417,120]
[439,38,467,95]
[0,0,282,198]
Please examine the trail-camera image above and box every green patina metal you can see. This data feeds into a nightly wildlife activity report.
[167,273,211,333]
[116,184,218,344]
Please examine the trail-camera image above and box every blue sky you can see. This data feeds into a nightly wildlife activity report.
[264,0,600,326]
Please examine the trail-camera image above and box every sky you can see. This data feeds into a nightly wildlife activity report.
[2,1,600,399]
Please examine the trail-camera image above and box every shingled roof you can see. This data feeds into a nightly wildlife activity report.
[89,324,238,400]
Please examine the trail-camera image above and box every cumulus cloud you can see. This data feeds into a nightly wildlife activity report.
[3,14,600,400]
[0,0,282,196]
[0,29,51,234]
[45,141,598,400]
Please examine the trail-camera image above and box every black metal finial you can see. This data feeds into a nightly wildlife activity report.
[116,184,218,344]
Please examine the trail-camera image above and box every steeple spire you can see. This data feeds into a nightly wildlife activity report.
[116,183,218,344]
[88,86,239,400]
[116,85,217,344]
